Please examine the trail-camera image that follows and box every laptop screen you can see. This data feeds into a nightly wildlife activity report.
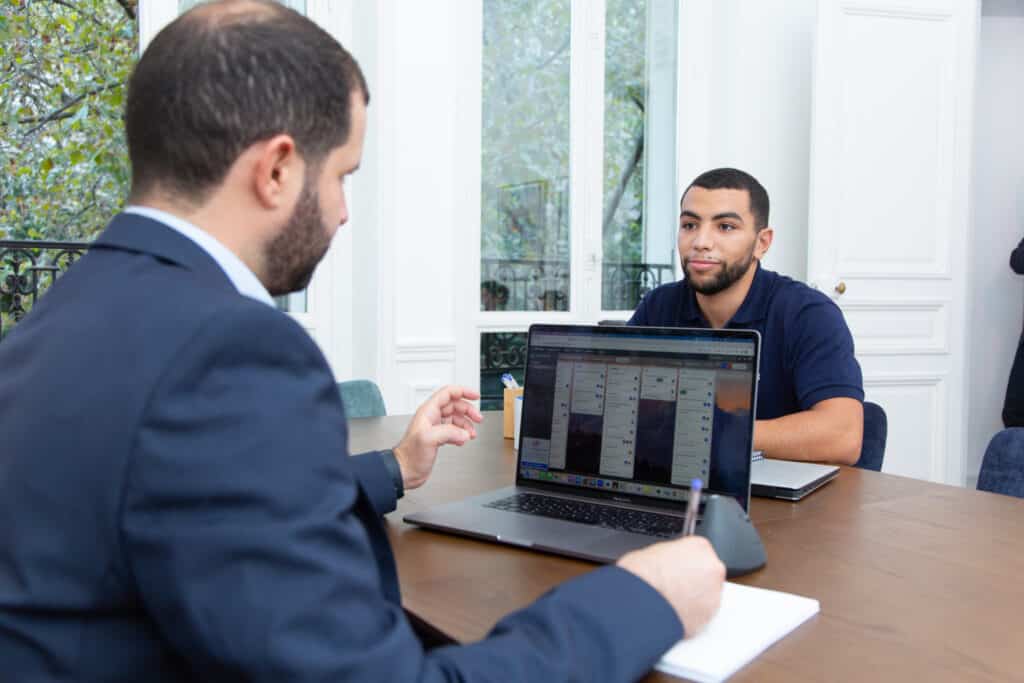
[517,324,759,511]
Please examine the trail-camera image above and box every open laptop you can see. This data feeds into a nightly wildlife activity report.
[751,458,839,501]
[404,323,760,563]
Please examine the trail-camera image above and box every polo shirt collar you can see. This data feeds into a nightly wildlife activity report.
[729,260,773,325]
[677,281,705,326]
[681,260,774,327]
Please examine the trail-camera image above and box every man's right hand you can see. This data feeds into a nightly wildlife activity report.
[392,385,483,491]
[617,536,726,637]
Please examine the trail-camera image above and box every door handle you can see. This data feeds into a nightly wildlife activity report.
[834,281,846,295]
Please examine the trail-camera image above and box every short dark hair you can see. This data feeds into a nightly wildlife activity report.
[125,0,369,202]
[682,168,770,230]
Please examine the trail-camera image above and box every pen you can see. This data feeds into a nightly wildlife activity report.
[683,478,702,536]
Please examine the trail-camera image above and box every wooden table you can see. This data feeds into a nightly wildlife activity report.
[349,412,1024,681]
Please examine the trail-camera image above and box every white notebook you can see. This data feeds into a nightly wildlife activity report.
[655,582,820,683]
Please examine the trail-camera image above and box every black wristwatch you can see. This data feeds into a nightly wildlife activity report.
[381,449,405,500]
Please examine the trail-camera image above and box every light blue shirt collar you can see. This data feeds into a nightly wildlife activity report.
[123,206,275,307]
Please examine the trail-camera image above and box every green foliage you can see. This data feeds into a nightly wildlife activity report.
[481,0,572,262]
[1,0,138,243]
[602,0,646,264]
[480,0,648,266]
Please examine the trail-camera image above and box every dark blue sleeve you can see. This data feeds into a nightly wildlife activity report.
[122,305,681,682]
[430,565,683,682]
[788,299,865,409]
[350,450,398,514]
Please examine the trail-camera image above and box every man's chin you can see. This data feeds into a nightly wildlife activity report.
[684,267,722,285]
[685,270,729,296]
[267,245,330,297]
[267,268,316,298]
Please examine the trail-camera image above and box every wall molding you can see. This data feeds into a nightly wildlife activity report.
[395,338,457,363]
[407,380,445,408]
[864,371,946,387]
[864,371,948,482]
[841,3,952,22]
[831,271,954,281]
[841,298,949,310]
[843,299,950,356]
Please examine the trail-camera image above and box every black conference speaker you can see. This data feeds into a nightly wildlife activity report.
[696,494,767,578]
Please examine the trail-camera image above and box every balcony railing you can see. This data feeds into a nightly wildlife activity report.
[1,239,92,339]
[601,261,674,311]
[478,259,675,409]
[481,258,673,312]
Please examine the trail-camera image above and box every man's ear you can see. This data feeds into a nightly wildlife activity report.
[754,226,774,260]
[252,134,300,209]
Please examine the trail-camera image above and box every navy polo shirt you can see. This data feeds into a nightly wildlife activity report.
[629,262,863,420]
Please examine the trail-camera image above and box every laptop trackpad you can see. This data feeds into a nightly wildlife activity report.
[513,514,620,546]
[578,533,661,563]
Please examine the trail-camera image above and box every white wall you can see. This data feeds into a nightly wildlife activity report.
[346,0,466,414]
[347,0,384,391]
[679,0,817,281]
[965,4,1024,482]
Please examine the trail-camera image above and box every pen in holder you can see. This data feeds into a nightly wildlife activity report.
[503,387,524,439]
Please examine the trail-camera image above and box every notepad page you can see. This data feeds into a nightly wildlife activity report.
[655,582,820,683]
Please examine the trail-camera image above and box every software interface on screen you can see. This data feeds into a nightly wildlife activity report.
[519,328,757,508]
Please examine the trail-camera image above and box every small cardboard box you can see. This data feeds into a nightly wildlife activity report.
[503,387,524,439]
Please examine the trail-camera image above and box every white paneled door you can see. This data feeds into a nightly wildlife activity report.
[807,0,979,483]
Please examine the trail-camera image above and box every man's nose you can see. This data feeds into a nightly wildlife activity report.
[691,225,714,250]
[338,193,349,227]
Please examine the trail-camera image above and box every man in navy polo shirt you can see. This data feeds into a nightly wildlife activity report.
[629,168,864,464]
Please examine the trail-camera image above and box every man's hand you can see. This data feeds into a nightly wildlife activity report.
[617,536,726,637]
[393,385,484,491]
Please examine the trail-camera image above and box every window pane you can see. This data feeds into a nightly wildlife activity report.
[601,0,677,311]
[480,332,527,411]
[274,290,307,313]
[481,0,571,312]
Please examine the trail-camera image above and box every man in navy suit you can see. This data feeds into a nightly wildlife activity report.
[0,1,724,680]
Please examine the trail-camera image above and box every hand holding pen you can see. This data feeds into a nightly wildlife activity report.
[618,475,724,638]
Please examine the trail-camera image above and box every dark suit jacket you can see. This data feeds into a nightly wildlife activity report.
[0,213,681,681]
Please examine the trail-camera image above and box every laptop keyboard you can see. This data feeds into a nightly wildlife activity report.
[485,493,685,538]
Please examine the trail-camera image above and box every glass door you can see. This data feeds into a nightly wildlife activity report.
[476,0,678,409]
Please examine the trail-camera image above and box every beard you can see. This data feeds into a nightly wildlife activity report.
[684,241,758,296]
[264,177,332,297]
